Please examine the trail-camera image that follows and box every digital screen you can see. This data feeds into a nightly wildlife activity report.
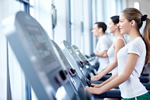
[76,51,80,55]
[25,25,56,65]
[68,49,73,54]
[68,48,77,60]
[52,41,72,69]
[76,51,86,61]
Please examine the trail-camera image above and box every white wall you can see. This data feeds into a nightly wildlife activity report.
[125,0,150,42]
[83,0,92,55]
[71,0,82,49]
[126,0,150,17]
[53,0,69,45]
[33,0,52,40]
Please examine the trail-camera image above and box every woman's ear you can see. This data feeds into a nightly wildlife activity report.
[130,20,136,27]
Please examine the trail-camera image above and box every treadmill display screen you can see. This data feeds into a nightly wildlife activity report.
[52,41,71,69]
[26,25,55,65]
[76,51,86,61]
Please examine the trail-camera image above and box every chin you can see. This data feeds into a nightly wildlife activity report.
[121,32,126,35]
[120,30,123,34]
[120,31,123,34]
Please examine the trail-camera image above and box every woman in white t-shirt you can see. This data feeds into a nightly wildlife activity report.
[91,16,126,82]
[85,8,150,100]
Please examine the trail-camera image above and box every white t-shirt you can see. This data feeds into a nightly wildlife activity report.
[117,37,148,98]
[107,37,126,75]
[96,35,112,72]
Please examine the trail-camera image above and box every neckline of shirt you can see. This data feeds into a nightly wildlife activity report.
[126,37,142,46]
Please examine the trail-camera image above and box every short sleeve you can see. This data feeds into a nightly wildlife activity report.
[100,39,110,51]
[128,40,142,56]
[96,36,112,52]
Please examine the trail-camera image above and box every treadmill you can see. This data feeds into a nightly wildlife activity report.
[51,40,89,87]
[2,11,93,100]
[72,45,97,74]
[72,45,111,81]
[61,40,96,79]
[52,40,122,99]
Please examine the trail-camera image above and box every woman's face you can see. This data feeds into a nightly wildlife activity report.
[119,13,131,34]
[108,19,117,33]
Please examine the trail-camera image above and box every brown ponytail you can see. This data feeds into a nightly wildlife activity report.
[143,18,150,65]
[122,8,150,65]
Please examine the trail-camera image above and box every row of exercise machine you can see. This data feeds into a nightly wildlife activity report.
[2,11,150,100]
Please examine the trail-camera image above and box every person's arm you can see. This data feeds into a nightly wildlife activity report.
[94,50,108,58]
[94,39,110,58]
[92,72,118,88]
[85,53,139,94]
[91,60,118,81]
[91,39,125,81]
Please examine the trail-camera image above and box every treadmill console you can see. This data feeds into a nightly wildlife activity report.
[72,45,88,62]
[2,11,76,100]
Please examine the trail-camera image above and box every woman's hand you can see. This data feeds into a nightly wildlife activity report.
[91,74,102,81]
[91,84,102,88]
[85,87,101,94]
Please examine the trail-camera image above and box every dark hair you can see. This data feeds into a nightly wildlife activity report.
[122,8,150,65]
[95,22,107,33]
[110,16,119,24]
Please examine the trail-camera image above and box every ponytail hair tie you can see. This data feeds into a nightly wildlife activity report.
[141,15,147,21]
